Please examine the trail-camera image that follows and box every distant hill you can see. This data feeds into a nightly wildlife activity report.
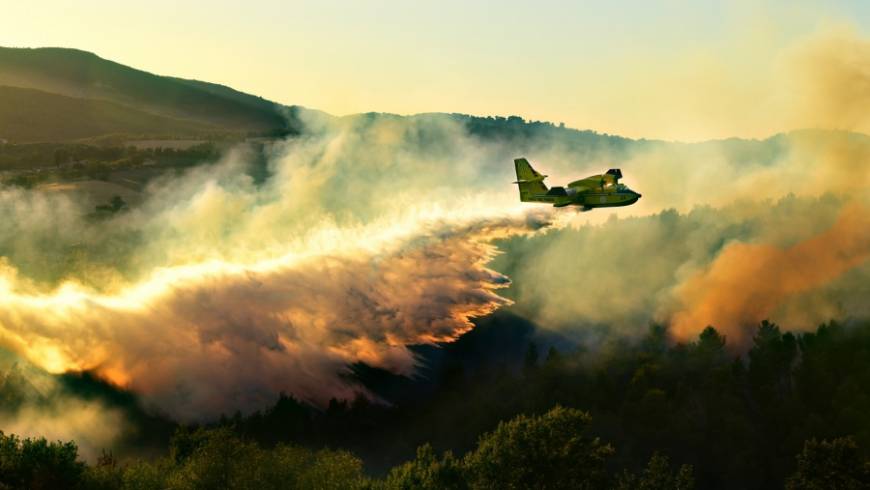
[0,47,291,138]
[0,86,215,142]
[1,45,861,167]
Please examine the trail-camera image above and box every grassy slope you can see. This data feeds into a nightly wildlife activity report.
[0,47,288,133]
[0,86,215,142]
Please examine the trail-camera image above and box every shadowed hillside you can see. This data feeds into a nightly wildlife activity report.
[0,47,291,136]
[0,86,216,142]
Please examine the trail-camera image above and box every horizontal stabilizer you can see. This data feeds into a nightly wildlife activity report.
[513,175,547,184]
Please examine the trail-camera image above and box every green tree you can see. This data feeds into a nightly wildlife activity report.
[162,427,368,490]
[110,195,127,212]
[166,427,265,490]
[384,444,466,490]
[696,326,726,360]
[0,431,85,490]
[256,444,311,489]
[83,450,124,490]
[121,459,171,490]
[298,449,368,489]
[749,320,797,399]
[615,452,695,490]
[463,406,614,489]
[785,437,870,490]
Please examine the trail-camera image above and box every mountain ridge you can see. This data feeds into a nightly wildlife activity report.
[1,46,866,149]
[0,85,220,143]
[0,46,291,136]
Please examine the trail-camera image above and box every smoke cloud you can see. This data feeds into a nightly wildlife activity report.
[0,112,560,420]
[787,25,870,136]
[670,202,870,344]
[0,25,867,431]
[494,26,870,345]
[0,355,126,461]
[0,211,548,420]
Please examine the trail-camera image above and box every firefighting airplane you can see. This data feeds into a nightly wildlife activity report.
[513,158,641,210]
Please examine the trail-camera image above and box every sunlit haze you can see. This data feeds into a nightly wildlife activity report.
[1,1,870,485]
[4,0,869,140]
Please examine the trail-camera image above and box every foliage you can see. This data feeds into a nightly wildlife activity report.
[383,444,465,490]
[160,427,368,490]
[0,141,220,172]
[0,431,85,489]
[3,320,870,489]
[785,437,870,490]
[75,427,370,490]
[614,452,695,490]
[249,318,870,489]
[463,406,613,489]
[383,407,621,489]
[0,410,623,489]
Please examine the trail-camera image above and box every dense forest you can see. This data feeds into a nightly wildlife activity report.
[2,317,870,489]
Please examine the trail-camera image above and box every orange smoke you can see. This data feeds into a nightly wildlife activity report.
[670,203,870,343]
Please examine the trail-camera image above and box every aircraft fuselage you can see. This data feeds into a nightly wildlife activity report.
[513,158,641,210]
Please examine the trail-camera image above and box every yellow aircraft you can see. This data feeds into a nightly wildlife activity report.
[513,158,641,210]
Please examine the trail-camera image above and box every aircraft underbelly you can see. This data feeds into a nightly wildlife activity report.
[583,193,639,208]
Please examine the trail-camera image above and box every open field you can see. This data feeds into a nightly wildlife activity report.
[125,139,207,150]
[37,180,142,206]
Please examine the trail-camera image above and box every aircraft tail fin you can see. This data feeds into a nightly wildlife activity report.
[513,158,549,202]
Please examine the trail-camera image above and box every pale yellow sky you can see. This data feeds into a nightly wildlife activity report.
[2,0,869,140]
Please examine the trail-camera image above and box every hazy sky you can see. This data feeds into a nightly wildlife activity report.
[3,0,869,140]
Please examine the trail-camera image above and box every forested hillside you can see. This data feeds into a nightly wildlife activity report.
[2,318,870,489]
